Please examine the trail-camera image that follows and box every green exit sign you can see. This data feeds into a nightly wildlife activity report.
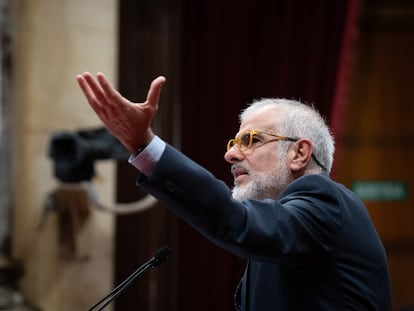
[352,181,408,201]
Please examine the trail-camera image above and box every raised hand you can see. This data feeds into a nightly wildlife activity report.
[76,72,166,154]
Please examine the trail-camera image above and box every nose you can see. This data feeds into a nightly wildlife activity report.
[224,145,244,164]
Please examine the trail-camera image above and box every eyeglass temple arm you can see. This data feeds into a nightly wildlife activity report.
[311,154,327,172]
[280,136,327,172]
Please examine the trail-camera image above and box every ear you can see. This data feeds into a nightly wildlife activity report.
[288,139,313,173]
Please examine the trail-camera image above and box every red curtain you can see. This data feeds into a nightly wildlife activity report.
[178,0,361,310]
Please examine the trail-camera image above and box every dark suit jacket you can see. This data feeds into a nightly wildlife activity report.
[138,144,392,311]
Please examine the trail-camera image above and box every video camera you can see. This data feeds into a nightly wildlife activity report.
[48,127,129,183]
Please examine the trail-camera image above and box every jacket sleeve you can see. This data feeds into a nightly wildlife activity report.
[137,144,343,262]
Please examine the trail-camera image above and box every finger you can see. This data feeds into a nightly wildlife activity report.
[96,72,126,106]
[146,76,166,108]
[77,73,111,121]
[82,72,110,107]
[76,73,101,110]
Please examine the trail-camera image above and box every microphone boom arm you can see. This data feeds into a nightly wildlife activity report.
[87,246,171,311]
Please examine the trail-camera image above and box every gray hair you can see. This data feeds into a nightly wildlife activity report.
[240,98,335,173]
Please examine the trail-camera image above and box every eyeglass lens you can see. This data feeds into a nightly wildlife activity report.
[240,132,252,149]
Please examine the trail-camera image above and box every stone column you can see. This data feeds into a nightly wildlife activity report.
[12,0,118,310]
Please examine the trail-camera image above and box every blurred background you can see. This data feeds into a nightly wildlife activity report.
[0,0,413,310]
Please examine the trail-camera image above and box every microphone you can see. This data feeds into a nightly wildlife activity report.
[87,246,171,311]
[151,245,171,267]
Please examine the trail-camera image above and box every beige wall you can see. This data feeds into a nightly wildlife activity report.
[12,0,118,310]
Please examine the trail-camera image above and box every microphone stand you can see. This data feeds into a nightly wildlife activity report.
[87,246,170,311]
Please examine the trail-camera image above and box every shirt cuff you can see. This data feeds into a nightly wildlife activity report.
[128,135,166,176]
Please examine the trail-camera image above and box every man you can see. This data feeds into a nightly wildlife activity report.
[77,72,392,310]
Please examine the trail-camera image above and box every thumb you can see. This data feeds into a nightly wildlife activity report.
[146,76,166,108]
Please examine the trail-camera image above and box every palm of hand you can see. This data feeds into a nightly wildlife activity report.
[76,72,166,154]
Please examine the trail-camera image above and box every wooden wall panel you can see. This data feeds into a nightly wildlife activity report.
[334,1,414,309]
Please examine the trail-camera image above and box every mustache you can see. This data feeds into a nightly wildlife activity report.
[231,163,249,175]
[231,163,245,172]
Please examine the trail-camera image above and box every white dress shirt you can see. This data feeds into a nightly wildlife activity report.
[128,135,166,176]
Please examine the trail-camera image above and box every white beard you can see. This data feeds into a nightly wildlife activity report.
[231,159,291,201]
